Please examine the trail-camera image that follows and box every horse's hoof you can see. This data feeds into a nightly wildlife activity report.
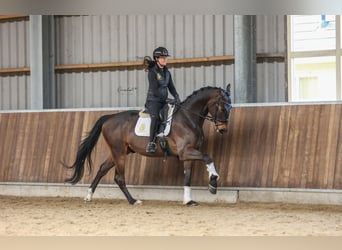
[185,200,199,206]
[84,189,93,202]
[209,175,218,194]
[133,200,142,205]
[209,184,217,194]
[84,197,92,202]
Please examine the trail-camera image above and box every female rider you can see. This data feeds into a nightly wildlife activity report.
[143,47,180,153]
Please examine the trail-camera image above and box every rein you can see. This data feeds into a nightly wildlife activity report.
[167,88,232,127]
[177,105,222,123]
[175,99,229,124]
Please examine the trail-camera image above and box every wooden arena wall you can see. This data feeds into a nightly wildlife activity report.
[0,103,342,189]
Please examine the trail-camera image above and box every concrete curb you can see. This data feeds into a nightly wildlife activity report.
[0,183,237,203]
[239,190,342,205]
[1,182,342,205]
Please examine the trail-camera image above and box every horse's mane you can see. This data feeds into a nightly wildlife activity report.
[182,86,224,103]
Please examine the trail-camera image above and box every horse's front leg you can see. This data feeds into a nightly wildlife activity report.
[183,161,198,206]
[203,154,220,194]
[180,148,220,195]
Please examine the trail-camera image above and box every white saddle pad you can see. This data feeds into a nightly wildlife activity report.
[134,105,175,137]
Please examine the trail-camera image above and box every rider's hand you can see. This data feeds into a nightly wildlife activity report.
[175,96,181,105]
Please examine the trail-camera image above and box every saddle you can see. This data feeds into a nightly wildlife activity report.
[134,104,175,137]
[134,104,176,160]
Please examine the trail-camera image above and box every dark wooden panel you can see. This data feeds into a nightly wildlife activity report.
[1,103,342,190]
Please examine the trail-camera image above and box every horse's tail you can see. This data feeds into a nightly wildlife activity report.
[64,114,113,184]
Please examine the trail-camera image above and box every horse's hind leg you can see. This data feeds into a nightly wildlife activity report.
[85,157,114,202]
[114,157,141,205]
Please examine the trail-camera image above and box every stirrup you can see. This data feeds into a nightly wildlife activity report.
[146,142,156,153]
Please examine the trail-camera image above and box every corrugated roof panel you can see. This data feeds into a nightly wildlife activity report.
[256,15,287,102]
[0,15,287,110]
[0,18,30,110]
[55,14,236,108]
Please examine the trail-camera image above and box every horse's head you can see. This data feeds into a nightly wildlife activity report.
[208,84,232,134]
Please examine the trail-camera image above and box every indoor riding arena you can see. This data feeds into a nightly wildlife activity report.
[1,14,342,236]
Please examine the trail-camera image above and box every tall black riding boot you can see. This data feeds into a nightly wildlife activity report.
[146,117,158,153]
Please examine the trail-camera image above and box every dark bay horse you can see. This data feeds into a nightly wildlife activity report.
[64,85,232,206]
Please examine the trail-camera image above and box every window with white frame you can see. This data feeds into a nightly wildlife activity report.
[288,15,342,101]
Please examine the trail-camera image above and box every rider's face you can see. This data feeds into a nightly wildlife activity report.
[156,56,167,68]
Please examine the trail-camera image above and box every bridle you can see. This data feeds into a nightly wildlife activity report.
[176,93,232,130]
[206,95,232,132]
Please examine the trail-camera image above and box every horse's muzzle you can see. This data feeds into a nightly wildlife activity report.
[216,123,228,134]
[217,128,227,134]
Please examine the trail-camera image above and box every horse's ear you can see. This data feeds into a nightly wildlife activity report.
[226,83,231,93]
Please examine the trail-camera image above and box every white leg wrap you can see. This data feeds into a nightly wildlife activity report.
[84,188,93,202]
[206,162,219,179]
[183,186,192,204]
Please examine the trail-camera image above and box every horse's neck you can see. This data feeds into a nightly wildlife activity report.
[184,92,214,113]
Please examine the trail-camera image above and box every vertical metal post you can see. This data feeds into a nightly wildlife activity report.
[29,15,55,109]
[233,15,257,103]
[30,15,43,109]
[42,15,56,108]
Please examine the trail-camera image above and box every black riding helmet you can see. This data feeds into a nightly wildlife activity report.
[153,47,170,60]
